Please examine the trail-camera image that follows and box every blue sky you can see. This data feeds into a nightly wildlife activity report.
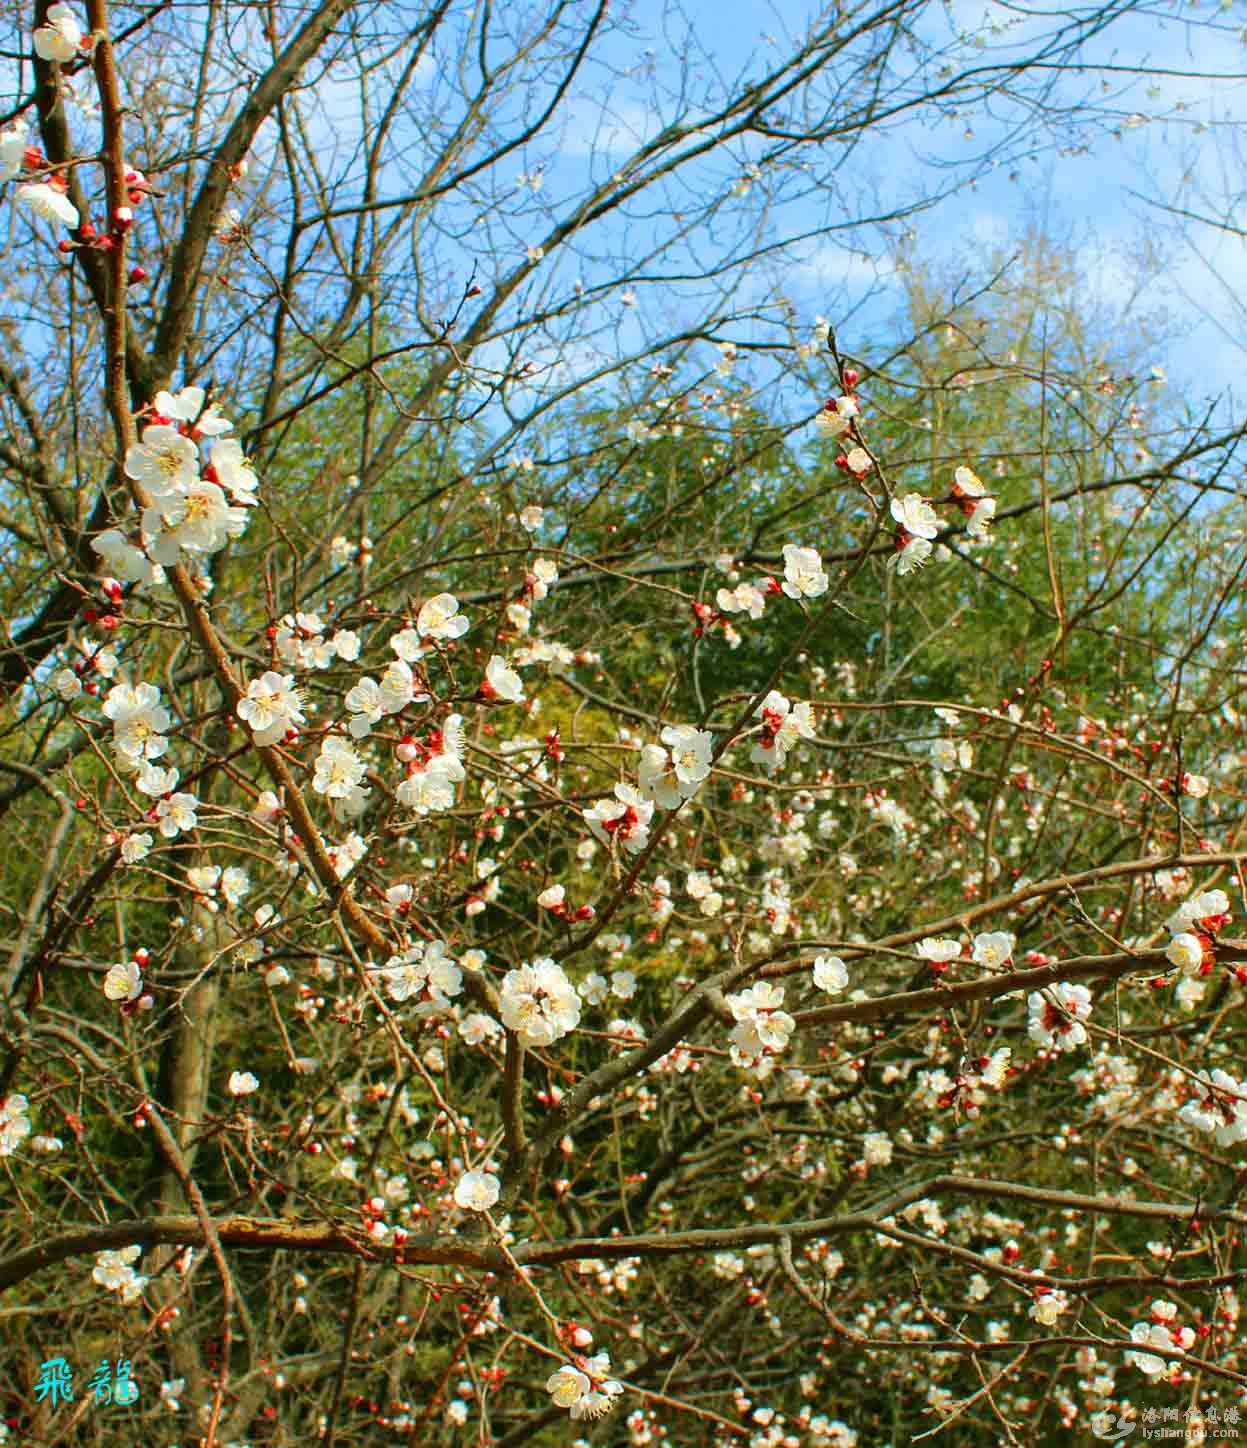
[491,0,1247,408]
[478,0,1247,428]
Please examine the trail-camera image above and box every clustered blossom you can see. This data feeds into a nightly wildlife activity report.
[751,690,814,774]
[379,940,462,1014]
[498,958,581,1046]
[637,724,715,809]
[887,492,939,576]
[1178,1068,1247,1147]
[102,682,170,763]
[122,388,256,570]
[585,784,654,854]
[1163,888,1231,1009]
[93,1245,147,1304]
[1128,1299,1195,1377]
[884,463,994,575]
[951,465,995,539]
[0,1095,31,1157]
[395,716,466,815]
[931,737,972,771]
[273,611,359,671]
[546,1354,624,1419]
[1027,982,1092,1052]
[726,982,795,1073]
[187,864,249,908]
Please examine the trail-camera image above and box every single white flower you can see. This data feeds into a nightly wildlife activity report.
[972,931,1015,968]
[238,671,305,747]
[103,960,142,1002]
[888,536,933,575]
[124,425,200,497]
[482,655,524,703]
[916,937,961,966]
[120,832,152,864]
[417,592,470,642]
[812,955,848,993]
[890,493,939,540]
[206,438,257,503]
[1,121,28,184]
[313,736,367,800]
[453,1170,500,1212]
[1166,932,1205,975]
[781,544,828,600]
[33,4,82,61]
[102,682,170,762]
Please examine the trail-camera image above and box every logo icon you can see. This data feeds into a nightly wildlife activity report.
[1091,1414,1136,1442]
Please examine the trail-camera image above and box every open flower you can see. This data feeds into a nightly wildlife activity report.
[1026,983,1092,1052]
[238,671,304,746]
[453,1170,500,1212]
[481,655,524,703]
[124,425,200,497]
[781,544,828,600]
[33,3,82,61]
[0,121,27,184]
[417,592,470,642]
[103,682,170,762]
[585,784,654,855]
[812,955,848,993]
[16,181,79,229]
[499,958,580,1046]
[103,960,142,1002]
[890,493,939,540]
[546,1354,624,1419]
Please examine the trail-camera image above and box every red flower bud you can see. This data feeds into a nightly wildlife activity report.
[128,265,148,283]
